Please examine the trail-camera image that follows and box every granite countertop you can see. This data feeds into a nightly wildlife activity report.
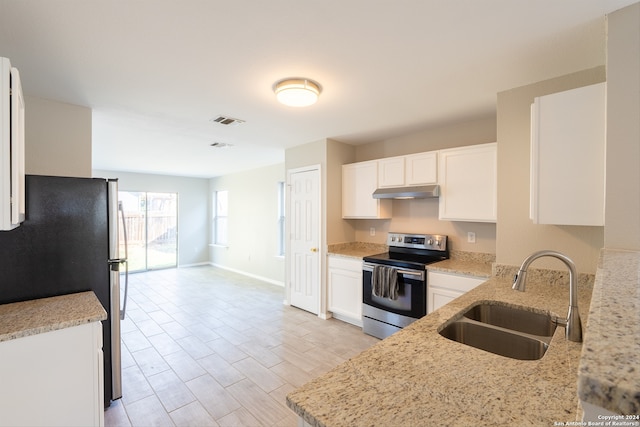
[578,249,640,415]
[0,291,107,342]
[428,259,492,278]
[327,243,495,280]
[287,274,593,426]
[327,242,388,259]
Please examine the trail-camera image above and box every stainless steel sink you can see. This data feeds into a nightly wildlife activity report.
[439,320,550,360]
[438,302,557,360]
[463,303,557,337]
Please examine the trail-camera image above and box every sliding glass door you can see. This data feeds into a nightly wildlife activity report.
[119,191,178,272]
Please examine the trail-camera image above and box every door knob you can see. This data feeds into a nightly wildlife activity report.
[310,248,318,252]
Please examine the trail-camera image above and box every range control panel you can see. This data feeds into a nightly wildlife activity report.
[387,232,447,251]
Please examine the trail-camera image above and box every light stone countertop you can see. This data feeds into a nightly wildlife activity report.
[287,274,594,426]
[427,259,493,278]
[327,243,494,280]
[327,242,388,259]
[0,291,107,342]
[578,249,640,415]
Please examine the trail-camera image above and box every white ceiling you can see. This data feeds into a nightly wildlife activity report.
[0,0,636,178]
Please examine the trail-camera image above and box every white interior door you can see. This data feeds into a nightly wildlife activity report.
[289,167,320,314]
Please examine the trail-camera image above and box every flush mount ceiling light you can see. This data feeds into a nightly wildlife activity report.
[273,78,322,107]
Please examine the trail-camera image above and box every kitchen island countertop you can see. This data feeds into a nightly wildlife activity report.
[287,271,593,426]
[0,291,107,342]
[578,249,640,415]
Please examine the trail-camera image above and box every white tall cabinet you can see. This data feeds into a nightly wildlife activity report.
[530,82,606,226]
[438,143,497,222]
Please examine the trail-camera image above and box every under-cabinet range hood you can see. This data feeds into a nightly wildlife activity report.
[372,185,440,199]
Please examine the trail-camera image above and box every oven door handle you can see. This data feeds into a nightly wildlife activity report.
[363,263,424,279]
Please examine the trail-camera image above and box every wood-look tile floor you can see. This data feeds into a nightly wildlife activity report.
[104,266,379,427]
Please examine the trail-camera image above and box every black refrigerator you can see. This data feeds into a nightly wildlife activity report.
[0,174,128,408]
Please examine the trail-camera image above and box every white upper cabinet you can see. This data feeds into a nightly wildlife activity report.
[438,143,497,222]
[530,82,606,226]
[0,57,25,231]
[342,161,392,219]
[405,152,437,185]
[378,156,405,188]
[378,152,437,188]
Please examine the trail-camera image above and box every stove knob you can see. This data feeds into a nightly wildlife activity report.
[427,239,434,245]
[435,240,441,247]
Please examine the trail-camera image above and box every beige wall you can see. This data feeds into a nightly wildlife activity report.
[209,163,285,285]
[604,2,640,250]
[25,96,92,177]
[355,116,496,162]
[348,117,498,253]
[496,66,606,274]
[326,139,356,244]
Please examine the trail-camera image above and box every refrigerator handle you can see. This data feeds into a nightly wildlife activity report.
[118,201,129,320]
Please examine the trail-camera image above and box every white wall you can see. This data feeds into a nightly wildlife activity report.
[209,163,285,286]
[604,2,640,250]
[93,169,210,267]
[25,96,92,178]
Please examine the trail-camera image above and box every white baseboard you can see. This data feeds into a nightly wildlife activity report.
[209,262,285,287]
[177,262,210,268]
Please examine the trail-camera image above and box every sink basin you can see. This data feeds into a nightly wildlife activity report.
[439,320,550,360]
[463,303,557,337]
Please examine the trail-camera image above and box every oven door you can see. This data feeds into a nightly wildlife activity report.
[362,262,426,319]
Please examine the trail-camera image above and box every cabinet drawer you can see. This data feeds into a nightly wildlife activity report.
[427,271,486,293]
[327,256,363,272]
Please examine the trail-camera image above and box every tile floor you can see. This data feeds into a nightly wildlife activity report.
[104,266,379,427]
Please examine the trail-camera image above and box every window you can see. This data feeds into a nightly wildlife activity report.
[277,182,286,256]
[213,190,228,246]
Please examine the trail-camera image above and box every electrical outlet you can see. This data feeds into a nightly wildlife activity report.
[370,227,376,236]
[467,232,476,243]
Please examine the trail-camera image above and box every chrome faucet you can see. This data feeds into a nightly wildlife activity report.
[512,250,582,342]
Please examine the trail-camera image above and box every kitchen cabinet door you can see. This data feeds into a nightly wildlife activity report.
[342,161,392,219]
[438,143,497,222]
[378,156,405,188]
[427,271,485,313]
[377,152,438,188]
[328,256,363,326]
[0,322,104,427]
[405,152,437,185]
[530,82,605,226]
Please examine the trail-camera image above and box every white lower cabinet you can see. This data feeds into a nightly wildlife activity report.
[0,321,104,427]
[427,271,486,313]
[328,256,363,326]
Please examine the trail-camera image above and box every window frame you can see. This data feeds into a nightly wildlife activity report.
[213,190,228,246]
[277,181,286,256]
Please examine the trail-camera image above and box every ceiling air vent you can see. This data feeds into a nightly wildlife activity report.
[210,115,245,126]
[210,142,233,148]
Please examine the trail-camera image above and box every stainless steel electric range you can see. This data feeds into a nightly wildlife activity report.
[362,232,449,339]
